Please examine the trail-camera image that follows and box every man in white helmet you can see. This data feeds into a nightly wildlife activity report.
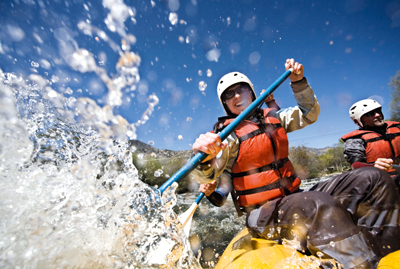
[190,59,400,268]
[341,99,400,186]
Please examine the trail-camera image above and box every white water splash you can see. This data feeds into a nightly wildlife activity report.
[0,0,200,268]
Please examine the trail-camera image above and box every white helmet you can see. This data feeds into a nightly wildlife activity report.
[217,72,256,115]
[349,99,382,128]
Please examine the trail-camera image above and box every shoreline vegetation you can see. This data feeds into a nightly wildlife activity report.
[130,140,350,193]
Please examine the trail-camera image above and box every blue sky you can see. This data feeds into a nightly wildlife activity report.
[1,0,400,151]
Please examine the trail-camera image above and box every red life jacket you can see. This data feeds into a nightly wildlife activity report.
[218,108,301,207]
[341,121,400,176]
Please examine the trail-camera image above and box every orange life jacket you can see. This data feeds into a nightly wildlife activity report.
[218,108,301,208]
[341,121,400,177]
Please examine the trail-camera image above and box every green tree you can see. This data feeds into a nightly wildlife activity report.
[389,70,400,121]
[318,140,350,173]
[289,145,322,179]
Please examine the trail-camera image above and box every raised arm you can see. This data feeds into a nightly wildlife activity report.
[272,59,320,133]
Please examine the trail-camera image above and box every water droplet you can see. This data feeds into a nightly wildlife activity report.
[147,94,159,107]
[51,75,59,83]
[31,61,39,68]
[169,12,178,25]
[249,51,261,65]
[137,153,144,159]
[168,0,180,12]
[178,135,183,140]
[40,59,51,69]
[67,49,97,73]
[4,25,25,42]
[199,81,207,91]
[329,241,335,247]
[65,88,73,95]
[207,69,212,77]
[205,48,221,62]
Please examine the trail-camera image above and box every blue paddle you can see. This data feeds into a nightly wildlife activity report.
[157,68,295,236]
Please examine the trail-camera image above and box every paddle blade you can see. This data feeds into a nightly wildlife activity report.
[178,202,199,237]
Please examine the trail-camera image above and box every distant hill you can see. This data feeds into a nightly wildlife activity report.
[130,139,333,157]
[129,140,191,159]
[129,140,193,193]
[305,146,332,156]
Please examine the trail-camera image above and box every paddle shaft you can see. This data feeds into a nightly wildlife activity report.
[194,192,205,203]
[158,69,293,195]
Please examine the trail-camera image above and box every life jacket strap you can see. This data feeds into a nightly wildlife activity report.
[235,175,297,196]
[232,157,289,178]
[364,133,400,143]
[238,123,282,143]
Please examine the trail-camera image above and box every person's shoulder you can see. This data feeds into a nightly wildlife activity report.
[341,129,370,140]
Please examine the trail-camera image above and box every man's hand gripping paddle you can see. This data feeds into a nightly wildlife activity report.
[158,69,295,236]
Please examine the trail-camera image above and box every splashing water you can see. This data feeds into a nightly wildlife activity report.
[169,12,179,26]
[0,0,200,268]
[0,62,199,269]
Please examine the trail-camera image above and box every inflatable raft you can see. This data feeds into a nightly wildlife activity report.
[215,229,400,269]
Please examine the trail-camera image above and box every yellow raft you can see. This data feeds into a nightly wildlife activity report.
[378,250,400,268]
[215,229,400,269]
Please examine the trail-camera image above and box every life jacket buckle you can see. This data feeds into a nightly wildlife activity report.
[271,162,278,170]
